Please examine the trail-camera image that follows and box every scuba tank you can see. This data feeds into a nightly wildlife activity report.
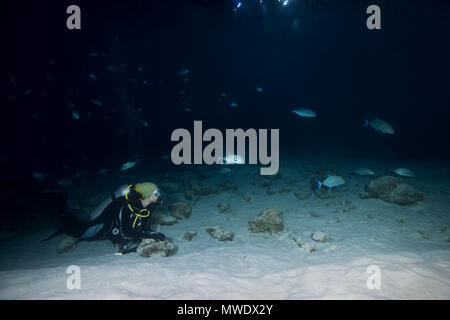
[89,185,128,220]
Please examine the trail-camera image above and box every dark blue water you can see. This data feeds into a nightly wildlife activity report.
[1,0,449,222]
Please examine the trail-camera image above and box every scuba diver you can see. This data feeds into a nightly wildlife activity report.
[46,182,166,255]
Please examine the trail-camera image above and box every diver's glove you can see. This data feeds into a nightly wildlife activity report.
[143,231,166,242]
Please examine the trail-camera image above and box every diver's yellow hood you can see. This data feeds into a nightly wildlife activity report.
[134,182,158,198]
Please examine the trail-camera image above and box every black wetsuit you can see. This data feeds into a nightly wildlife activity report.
[61,195,165,254]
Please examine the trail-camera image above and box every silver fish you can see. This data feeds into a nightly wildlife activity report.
[393,168,415,177]
[178,68,190,76]
[316,175,346,189]
[32,172,47,181]
[120,160,139,171]
[91,99,103,106]
[353,168,375,176]
[72,110,80,120]
[292,108,317,118]
[365,117,394,134]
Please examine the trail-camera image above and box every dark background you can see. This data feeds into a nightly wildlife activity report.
[0,0,449,217]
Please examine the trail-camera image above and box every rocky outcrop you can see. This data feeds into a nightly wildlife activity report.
[185,180,218,197]
[183,231,197,241]
[137,238,177,258]
[169,202,192,219]
[249,208,283,234]
[239,193,252,202]
[183,179,236,203]
[311,231,329,243]
[217,202,232,214]
[57,235,80,254]
[360,176,424,206]
[153,214,178,225]
[207,226,234,241]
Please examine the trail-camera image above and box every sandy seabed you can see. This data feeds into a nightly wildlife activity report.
[1,155,449,299]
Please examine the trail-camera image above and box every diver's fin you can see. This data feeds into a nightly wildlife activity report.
[41,229,64,241]
[364,118,369,127]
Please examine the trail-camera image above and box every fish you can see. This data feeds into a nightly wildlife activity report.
[161,155,169,160]
[184,78,189,82]
[256,87,263,92]
[180,90,187,95]
[97,168,110,174]
[137,67,144,72]
[91,99,103,106]
[178,68,190,76]
[88,74,97,80]
[72,110,80,120]
[219,168,232,174]
[72,170,87,180]
[393,168,415,177]
[32,172,47,181]
[139,120,149,127]
[142,80,148,85]
[364,117,394,134]
[221,154,245,165]
[229,102,239,107]
[184,107,192,112]
[353,168,375,176]
[221,93,227,97]
[49,60,56,65]
[57,179,73,187]
[316,175,346,190]
[107,64,127,72]
[120,160,139,171]
[292,108,317,118]
[88,52,101,57]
